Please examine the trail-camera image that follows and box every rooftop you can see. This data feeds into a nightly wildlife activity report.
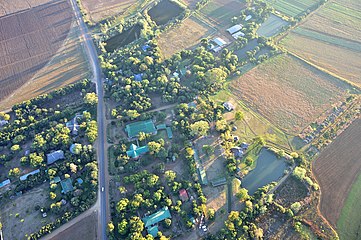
[47,150,65,165]
[227,24,243,35]
[126,144,149,158]
[0,179,10,188]
[142,206,172,228]
[125,120,157,138]
[213,37,227,47]
[179,189,189,202]
[20,169,40,181]
[60,178,74,194]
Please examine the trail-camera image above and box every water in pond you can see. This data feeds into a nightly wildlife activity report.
[241,148,288,195]
[148,0,184,26]
[105,24,141,52]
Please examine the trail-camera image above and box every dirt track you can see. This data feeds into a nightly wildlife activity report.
[313,118,361,227]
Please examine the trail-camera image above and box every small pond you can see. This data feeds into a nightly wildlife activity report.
[105,24,141,52]
[241,148,288,195]
[148,0,184,26]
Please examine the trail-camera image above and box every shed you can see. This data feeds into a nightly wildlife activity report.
[166,127,173,139]
[213,37,227,47]
[134,73,143,82]
[227,24,243,35]
[47,150,65,165]
[0,179,10,188]
[232,31,245,39]
[245,15,252,21]
[125,120,157,138]
[50,176,61,184]
[179,189,189,202]
[223,102,235,111]
[20,169,40,181]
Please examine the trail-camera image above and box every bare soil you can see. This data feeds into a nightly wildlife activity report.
[313,119,361,228]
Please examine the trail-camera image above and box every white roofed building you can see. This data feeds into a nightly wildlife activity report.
[212,37,227,47]
[232,31,245,39]
[227,24,243,35]
[245,15,252,21]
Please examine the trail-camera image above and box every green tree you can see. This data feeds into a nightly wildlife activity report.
[164,170,176,182]
[116,198,129,213]
[118,219,129,235]
[148,141,162,154]
[107,221,115,233]
[11,144,20,153]
[204,67,228,85]
[126,110,140,120]
[49,192,57,200]
[190,120,209,136]
[235,111,244,121]
[202,145,214,156]
[84,92,98,105]
[29,153,44,167]
[9,168,21,178]
[215,119,228,132]
[236,188,249,202]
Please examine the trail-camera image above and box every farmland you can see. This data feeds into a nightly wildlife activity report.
[157,16,213,58]
[256,14,288,38]
[229,54,351,133]
[265,0,321,17]
[200,0,246,28]
[281,0,361,86]
[0,0,49,17]
[80,0,139,23]
[0,0,74,108]
[312,119,361,228]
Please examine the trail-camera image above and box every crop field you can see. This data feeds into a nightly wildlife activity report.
[183,0,200,9]
[265,0,321,17]
[281,0,361,86]
[229,54,351,133]
[200,0,246,28]
[157,16,213,58]
[0,0,73,106]
[312,119,361,228]
[80,0,139,22]
[256,14,288,38]
[0,0,49,17]
[337,173,361,240]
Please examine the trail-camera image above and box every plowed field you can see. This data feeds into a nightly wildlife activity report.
[0,0,73,103]
[313,119,361,228]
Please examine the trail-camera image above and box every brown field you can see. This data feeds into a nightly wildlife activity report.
[80,0,139,23]
[312,119,361,228]
[157,16,213,58]
[49,211,98,240]
[281,0,361,86]
[230,54,350,133]
[0,0,50,17]
[0,0,73,105]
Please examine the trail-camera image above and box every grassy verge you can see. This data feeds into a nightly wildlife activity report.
[337,173,361,240]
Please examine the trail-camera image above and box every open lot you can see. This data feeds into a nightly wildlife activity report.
[281,0,361,86]
[257,14,288,38]
[0,184,55,240]
[229,54,352,134]
[80,0,139,23]
[200,0,246,28]
[265,0,321,17]
[158,16,213,58]
[0,0,76,109]
[313,119,361,228]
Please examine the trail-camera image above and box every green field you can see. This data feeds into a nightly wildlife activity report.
[337,173,361,240]
[257,14,288,37]
[265,0,320,17]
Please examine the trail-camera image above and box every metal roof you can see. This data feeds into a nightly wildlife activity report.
[125,120,157,138]
[47,150,65,165]
[126,144,149,158]
[142,207,171,228]
[20,169,40,181]
[227,24,243,34]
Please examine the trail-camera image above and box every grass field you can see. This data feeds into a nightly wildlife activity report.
[0,0,77,109]
[157,16,213,58]
[281,0,361,86]
[265,0,321,17]
[337,172,361,240]
[313,119,361,228]
[80,0,140,23]
[229,54,352,134]
[200,0,246,28]
[257,14,288,38]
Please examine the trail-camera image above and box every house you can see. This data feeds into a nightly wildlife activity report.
[60,178,74,194]
[76,178,84,185]
[0,120,8,127]
[47,150,65,165]
[166,127,173,139]
[212,37,227,47]
[0,179,10,189]
[179,189,189,202]
[142,44,150,51]
[233,136,240,142]
[66,114,82,135]
[142,207,172,237]
[126,144,149,159]
[50,176,61,184]
[223,102,235,111]
[227,24,243,35]
[245,15,252,21]
[70,143,81,154]
[20,169,40,181]
[240,142,249,150]
[134,73,143,82]
[232,31,245,39]
[231,147,244,158]
[125,119,157,138]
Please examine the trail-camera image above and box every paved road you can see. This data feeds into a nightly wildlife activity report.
[68,0,108,239]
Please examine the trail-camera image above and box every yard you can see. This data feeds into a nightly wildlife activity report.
[0,184,55,240]
[157,16,213,58]
[312,119,361,229]
[281,0,361,86]
[229,54,352,134]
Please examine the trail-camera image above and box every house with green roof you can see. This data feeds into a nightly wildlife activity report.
[125,120,157,138]
[126,144,149,159]
[142,206,171,237]
[60,178,74,194]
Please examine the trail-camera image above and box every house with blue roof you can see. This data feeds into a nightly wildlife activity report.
[134,73,143,82]
[0,179,10,189]
[20,169,40,181]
